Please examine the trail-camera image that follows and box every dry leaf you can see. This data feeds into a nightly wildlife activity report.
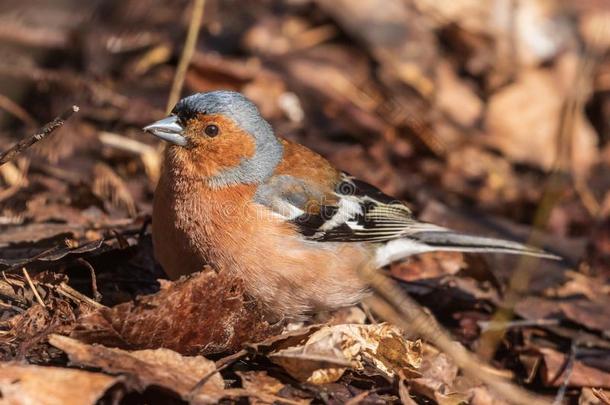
[411,344,460,401]
[236,371,310,405]
[539,347,610,388]
[390,251,466,282]
[580,387,610,405]
[71,269,282,355]
[270,323,422,384]
[92,162,137,217]
[49,334,225,403]
[238,371,284,405]
[317,0,437,97]
[0,363,121,405]
[435,61,483,128]
[411,344,505,404]
[485,68,598,173]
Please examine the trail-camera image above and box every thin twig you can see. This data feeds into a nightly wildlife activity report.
[552,340,578,405]
[0,105,79,166]
[76,258,102,302]
[56,282,104,310]
[345,388,380,405]
[188,349,247,401]
[166,0,206,113]
[478,318,560,332]
[22,268,46,309]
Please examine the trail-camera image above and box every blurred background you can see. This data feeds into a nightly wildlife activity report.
[0,0,610,398]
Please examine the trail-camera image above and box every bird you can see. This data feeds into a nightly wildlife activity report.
[144,90,559,318]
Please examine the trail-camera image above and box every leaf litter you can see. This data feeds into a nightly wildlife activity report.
[0,0,609,403]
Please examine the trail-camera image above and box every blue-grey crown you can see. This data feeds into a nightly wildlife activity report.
[172,91,272,142]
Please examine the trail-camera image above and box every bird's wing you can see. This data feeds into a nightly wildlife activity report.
[255,139,560,263]
[255,171,438,242]
[255,171,560,264]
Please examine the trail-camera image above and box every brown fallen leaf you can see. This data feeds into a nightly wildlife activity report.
[71,269,283,355]
[91,162,137,217]
[390,251,466,283]
[485,68,598,174]
[246,324,323,354]
[270,323,422,384]
[237,371,310,405]
[238,371,283,405]
[408,344,510,405]
[317,0,437,98]
[0,362,122,405]
[49,334,224,404]
[558,299,610,336]
[580,387,610,405]
[539,347,610,388]
[435,61,483,128]
[516,293,610,337]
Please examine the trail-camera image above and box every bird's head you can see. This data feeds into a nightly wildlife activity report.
[144,91,283,187]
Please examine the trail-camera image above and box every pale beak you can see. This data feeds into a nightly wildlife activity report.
[143,115,187,146]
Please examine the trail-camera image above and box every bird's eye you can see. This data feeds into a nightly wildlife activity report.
[204,124,219,137]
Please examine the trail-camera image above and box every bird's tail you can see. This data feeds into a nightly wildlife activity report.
[374,226,561,267]
[411,230,560,260]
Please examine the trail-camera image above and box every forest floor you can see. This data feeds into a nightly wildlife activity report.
[0,0,609,404]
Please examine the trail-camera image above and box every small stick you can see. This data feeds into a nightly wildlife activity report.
[552,340,578,405]
[166,0,206,113]
[0,105,79,166]
[22,267,46,309]
[478,318,560,332]
[56,282,104,309]
[76,258,102,302]
[188,349,247,400]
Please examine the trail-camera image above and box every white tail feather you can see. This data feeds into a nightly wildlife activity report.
[374,230,560,268]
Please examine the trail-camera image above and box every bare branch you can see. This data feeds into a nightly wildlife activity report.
[0,105,79,166]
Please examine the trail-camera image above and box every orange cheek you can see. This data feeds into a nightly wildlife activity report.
[184,115,256,178]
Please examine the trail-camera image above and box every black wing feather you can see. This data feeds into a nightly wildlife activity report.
[290,173,418,243]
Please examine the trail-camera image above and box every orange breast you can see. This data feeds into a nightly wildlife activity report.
[153,153,373,317]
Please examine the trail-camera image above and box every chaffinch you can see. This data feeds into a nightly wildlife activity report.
[144,91,558,318]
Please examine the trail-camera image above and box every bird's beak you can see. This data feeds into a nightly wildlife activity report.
[143,115,187,146]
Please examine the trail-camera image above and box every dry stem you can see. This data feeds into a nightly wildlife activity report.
[166,0,206,113]
[0,105,79,166]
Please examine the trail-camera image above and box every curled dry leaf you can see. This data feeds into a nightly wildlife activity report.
[71,269,283,355]
[49,334,224,404]
[410,344,506,405]
[269,323,422,384]
[485,68,598,174]
[539,347,610,388]
[410,344,470,405]
[237,371,284,404]
[246,324,323,354]
[236,371,310,405]
[0,363,122,405]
